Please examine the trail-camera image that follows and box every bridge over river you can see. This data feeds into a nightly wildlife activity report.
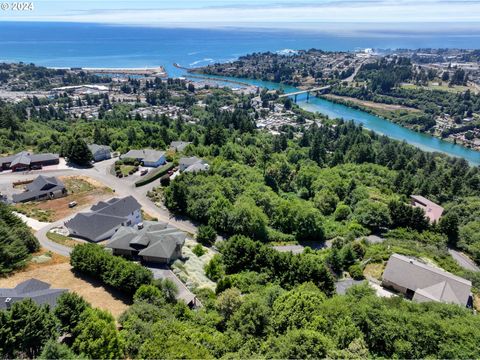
[279,85,331,102]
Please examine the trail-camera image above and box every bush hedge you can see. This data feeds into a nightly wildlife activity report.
[70,243,153,294]
[135,162,174,187]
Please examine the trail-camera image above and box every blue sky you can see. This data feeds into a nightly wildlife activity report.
[2,0,480,31]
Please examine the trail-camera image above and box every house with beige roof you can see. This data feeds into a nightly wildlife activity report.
[382,253,472,307]
[410,195,444,223]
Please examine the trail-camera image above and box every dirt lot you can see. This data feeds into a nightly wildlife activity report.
[324,94,420,113]
[0,259,130,318]
[14,176,113,222]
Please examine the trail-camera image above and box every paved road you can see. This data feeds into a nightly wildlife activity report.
[35,219,73,257]
[448,249,480,272]
[1,158,203,256]
[145,265,199,306]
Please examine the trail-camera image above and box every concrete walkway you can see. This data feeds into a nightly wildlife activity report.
[14,212,50,231]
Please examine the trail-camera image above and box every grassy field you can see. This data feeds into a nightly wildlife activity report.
[46,231,83,248]
[14,176,113,222]
[324,94,420,113]
[0,262,130,317]
[401,82,472,93]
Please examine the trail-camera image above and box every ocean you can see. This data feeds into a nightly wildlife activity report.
[2,22,480,76]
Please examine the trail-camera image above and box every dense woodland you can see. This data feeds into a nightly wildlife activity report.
[1,64,480,358]
[0,203,40,274]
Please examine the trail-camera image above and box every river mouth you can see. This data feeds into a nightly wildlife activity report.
[184,71,480,166]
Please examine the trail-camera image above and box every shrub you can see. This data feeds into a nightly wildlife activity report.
[192,244,206,257]
[135,162,174,187]
[205,254,225,282]
[334,203,352,221]
[160,174,170,187]
[70,244,153,294]
[196,225,217,246]
[348,264,365,280]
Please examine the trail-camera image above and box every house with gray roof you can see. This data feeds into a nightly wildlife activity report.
[0,279,66,310]
[12,175,67,203]
[179,156,209,173]
[170,141,192,152]
[120,149,166,168]
[106,221,186,264]
[88,144,111,162]
[0,151,59,171]
[65,196,142,242]
[382,253,472,307]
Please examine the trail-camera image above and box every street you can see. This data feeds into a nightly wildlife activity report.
[448,248,480,272]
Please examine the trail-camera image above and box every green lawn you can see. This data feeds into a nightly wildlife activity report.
[120,165,136,176]
[46,231,83,248]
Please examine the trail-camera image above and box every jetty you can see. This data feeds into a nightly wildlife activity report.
[49,66,168,77]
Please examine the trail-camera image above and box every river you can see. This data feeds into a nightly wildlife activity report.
[186,74,480,166]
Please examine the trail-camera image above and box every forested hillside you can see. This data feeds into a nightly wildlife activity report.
[1,64,480,359]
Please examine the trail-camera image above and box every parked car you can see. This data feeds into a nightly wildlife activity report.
[140,169,149,176]
[68,201,77,208]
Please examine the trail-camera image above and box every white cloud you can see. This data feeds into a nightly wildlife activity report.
[4,0,480,29]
